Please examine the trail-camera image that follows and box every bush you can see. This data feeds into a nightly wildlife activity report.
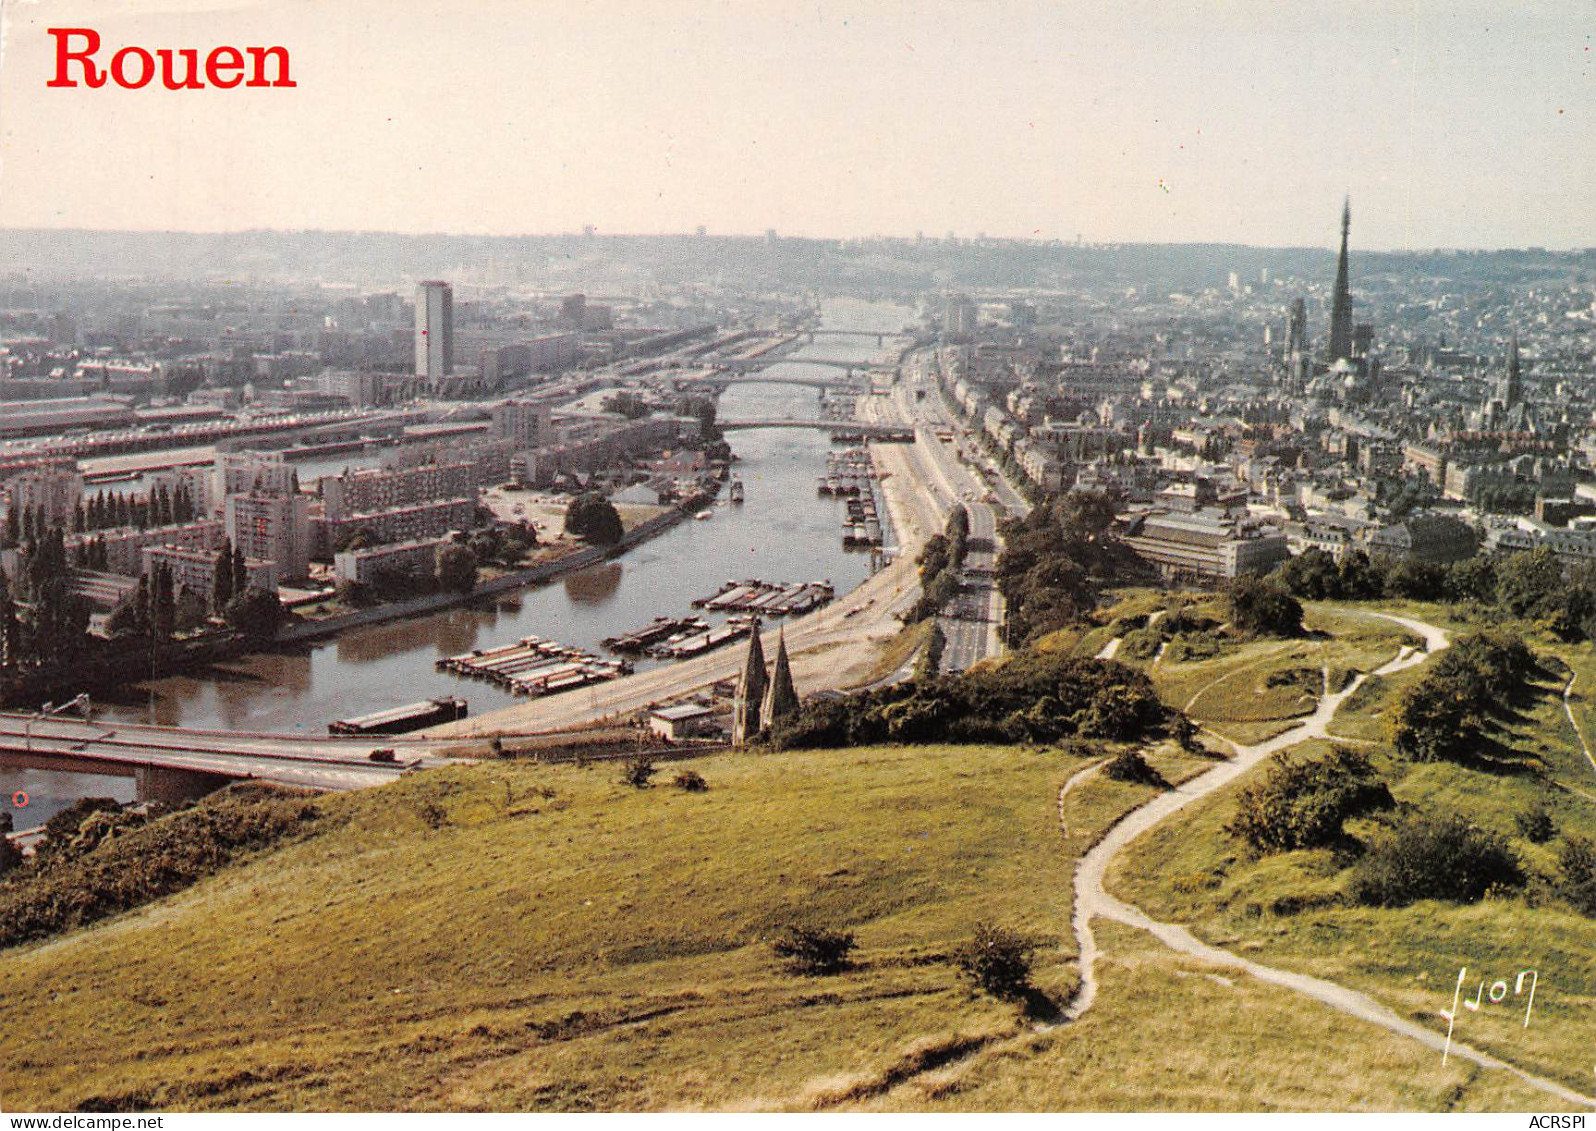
[1102,748,1168,788]
[772,923,856,975]
[1348,812,1524,907]
[620,756,657,789]
[1117,627,1163,661]
[1229,575,1304,638]
[953,922,1035,998]
[1515,799,1557,844]
[673,769,708,792]
[1556,835,1596,916]
[0,785,316,950]
[1226,747,1394,855]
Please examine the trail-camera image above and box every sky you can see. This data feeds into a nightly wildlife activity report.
[0,0,1592,249]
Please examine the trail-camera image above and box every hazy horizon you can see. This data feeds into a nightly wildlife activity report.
[2,1,1592,251]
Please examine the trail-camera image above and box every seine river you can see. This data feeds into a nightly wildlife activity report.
[0,299,911,826]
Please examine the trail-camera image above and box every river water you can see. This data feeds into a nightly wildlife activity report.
[1,298,910,826]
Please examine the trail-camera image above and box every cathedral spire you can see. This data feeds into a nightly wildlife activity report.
[1326,197,1355,365]
[731,620,768,745]
[1502,332,1522,407]
[760,628,799,731]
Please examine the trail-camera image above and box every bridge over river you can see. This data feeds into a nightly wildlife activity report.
[0,712,459,802]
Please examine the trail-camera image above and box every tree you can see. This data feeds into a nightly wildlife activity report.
[1495,548,1564,620]
[152,562,176,643]
[564,493,623,545]
[212,540,235,611]
[434,543,479,595]
[231,546,248,600]
[107,576,150,641]
[225,587,285,641]
[1228,575,1303,637]
[174,586,209,633]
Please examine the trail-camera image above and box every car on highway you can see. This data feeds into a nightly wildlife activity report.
[368,748,398,763]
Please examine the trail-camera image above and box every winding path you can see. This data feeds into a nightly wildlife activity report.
[1067,613,1596,1106]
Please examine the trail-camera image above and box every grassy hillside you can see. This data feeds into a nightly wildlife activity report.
[1111,619,1596,1097]
[0,744,1096,1111]
[0,725,1557,1112]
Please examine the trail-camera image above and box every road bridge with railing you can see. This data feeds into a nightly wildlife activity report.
[0,712,460,802]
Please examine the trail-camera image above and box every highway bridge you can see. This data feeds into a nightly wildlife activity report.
[718,419,915,439]
[754,328,906,346]
[0,712,458,802]
[715,357,887,374]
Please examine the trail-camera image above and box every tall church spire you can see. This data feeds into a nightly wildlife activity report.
[760,628,799,731]
[731,621,768,745]
[1327,197,1354,364]
[1502,332,1523,407]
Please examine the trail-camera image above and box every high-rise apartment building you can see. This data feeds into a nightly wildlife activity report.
[415,280,454,385]
[491,400,551,449]
[226,492,311,582]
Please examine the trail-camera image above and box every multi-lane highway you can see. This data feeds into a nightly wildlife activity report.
[887,355,1010,673]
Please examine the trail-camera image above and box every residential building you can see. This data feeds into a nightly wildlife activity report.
[142,544,278,597]
[226,492,312,581]
[333,537,448,585]
[415,280,454,386]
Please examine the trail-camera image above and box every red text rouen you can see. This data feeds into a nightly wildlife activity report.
[47,27,295,89]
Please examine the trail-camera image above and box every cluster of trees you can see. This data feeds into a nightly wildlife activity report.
[0,531,90,674]
[0,785,317,950]
[996,491,1142,645]
[767,648,1169,749]
[466,523,537,569]
[1223,746,1531,909]
[76,483,201,533]
[1388,631,1537,763]
[905,506,968,623]
[1471,482,1538,516]
[4,485,208,551]
[1272,547,1596,642]
[565,494,624,546]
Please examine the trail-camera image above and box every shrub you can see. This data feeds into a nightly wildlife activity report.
[0,785,316,950]
[1229,575,1303,638]
[1226,747,1394,854]
[672,769,708,792]
[1348,812,1524,907]
[621,756,657,789]
[1515,799,1557,845]
[772,923,856,975]
[1102,748,1168,788]
[1165,632,1223,663]
[953,922,1035,998]
[1117,627,1163,661]
[1556,836,1596,916]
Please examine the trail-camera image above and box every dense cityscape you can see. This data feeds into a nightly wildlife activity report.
[3,211,1596,1111]
[3,0,1596,1113]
